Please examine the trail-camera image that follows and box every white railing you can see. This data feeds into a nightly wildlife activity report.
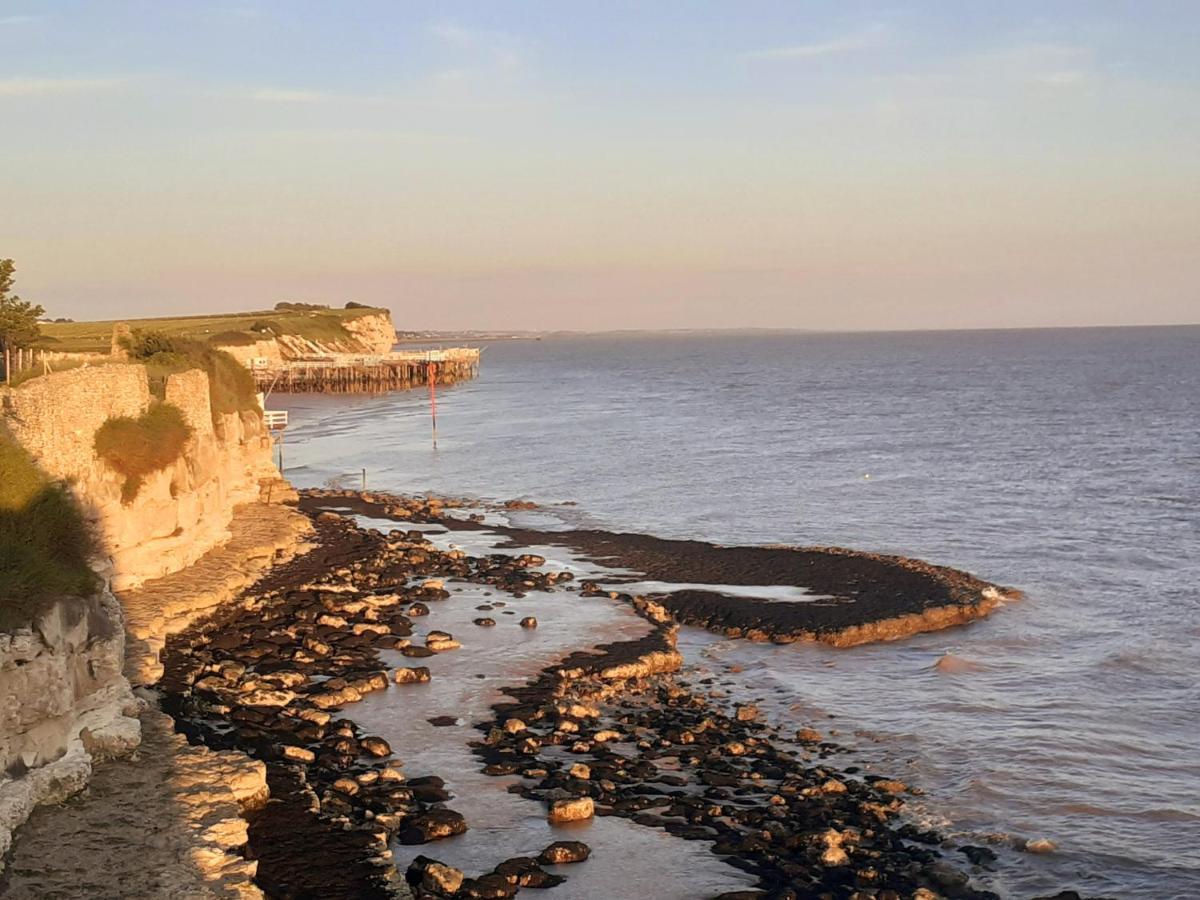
[263,410,288,430]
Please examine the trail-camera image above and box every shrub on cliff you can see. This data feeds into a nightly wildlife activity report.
[0,430,98,627]
[123,329,260,421]
[94,403,193,503]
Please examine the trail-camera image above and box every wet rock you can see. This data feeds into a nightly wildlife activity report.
[1025,838,1058,854]
[426,630,461,652]
[394,666,432,684]
[538,840,591,865]
[461,872,518,898]
[408,602,430,616]
[474,617,497,627]
[359,736,391,758]
[398,808,468,844]
[734,703,759,722]
[280,745,315,764]
[406,855,464,895]
[428,716,459,727]
[548,797,594,823]
[959,845,998,867]
[520,617,538,629]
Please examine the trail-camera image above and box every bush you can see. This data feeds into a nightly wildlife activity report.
[1,430,99,626]
[207,330,261,346]
[274,301,329,312]
[124,329,260,421]
[344,301,371,309]
[94,403,192,503]
[249,320,274,334]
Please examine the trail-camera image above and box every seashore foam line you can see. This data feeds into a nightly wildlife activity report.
[301,490,1021,648]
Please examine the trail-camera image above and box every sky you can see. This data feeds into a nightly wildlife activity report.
[1,1,1198,331]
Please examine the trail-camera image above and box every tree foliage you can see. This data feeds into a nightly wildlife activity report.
[0,259,44,352]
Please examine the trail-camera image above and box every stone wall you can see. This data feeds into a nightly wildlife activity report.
[0,590,141,866]
[2,364,285,591]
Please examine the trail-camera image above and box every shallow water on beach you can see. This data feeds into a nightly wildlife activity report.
[279,327,1200,898]
[346,526,756,897]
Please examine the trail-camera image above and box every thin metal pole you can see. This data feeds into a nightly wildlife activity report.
[427,359,438,449]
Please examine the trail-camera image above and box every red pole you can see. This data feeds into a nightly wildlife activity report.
[427,359,438,449]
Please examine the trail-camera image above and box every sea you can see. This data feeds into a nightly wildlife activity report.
[275,327,1200,899]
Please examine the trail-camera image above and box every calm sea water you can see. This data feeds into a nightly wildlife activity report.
[278,327,1200,898]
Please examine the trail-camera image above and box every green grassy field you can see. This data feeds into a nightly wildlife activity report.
[37,306,386,354]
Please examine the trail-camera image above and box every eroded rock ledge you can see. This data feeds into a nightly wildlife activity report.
[307,490,1019,647]
[472,621,1000,899]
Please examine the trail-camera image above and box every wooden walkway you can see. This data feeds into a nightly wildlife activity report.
[251,348,480,394]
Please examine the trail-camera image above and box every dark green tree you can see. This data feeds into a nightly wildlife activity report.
[0,259,44,354]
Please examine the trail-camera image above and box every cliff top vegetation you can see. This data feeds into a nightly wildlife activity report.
[37,305,388,354]
[0,429,99,627]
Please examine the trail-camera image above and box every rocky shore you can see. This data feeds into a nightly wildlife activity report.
[141,489,1030,898]
[7,488,1051,898]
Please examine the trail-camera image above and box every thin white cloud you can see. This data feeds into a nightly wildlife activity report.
[244,87,332,103]
[0,76,132,97]
[745,23,890,61]
[0,14,42,26]
[426,19,526,76]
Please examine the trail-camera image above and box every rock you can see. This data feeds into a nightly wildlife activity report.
[548,797,594,823]
[359,736,391,758]
[407,856,464,895]
[425,631,461,652]
[568,763,590,780]
[795,727,823,743]
[239,689,295,708]
[519,617,538,629]
[959,845,998,866]
[394,666,431,684]
[474,617,497,627]
[279,744,315,764]
[399,808,469,844]
[1025,838,1058,854]
[461,872,518,898]
[927,861,970,888]
[934,653,984,674]
[503,718,527,734]
[873,779,907,794]
[427,716,459,727]
[408,602,430,616]
[538,840,591,865]
[735,703,759,722]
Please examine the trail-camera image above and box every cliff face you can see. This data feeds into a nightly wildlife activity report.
[213,311,397,363]
[2,364,284,592]
[0,590,141,864]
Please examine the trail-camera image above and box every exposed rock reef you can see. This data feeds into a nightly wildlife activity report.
[317,492,1019,647]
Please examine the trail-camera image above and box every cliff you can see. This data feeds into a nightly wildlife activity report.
[0,362,297,872]
[2,364,285,592]
[214,310,397,364]
[0,590,141,864]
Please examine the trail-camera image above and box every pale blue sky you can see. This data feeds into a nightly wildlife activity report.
[2,2,1197,329]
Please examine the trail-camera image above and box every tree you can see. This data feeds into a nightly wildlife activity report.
[0,259,44,354]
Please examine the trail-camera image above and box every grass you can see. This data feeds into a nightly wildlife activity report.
[37,306,387,354]
[0,429,100,629]
[124,331,261,419]
[94,403,192,503]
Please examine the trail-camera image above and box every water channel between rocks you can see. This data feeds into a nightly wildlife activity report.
[344,517,758,898]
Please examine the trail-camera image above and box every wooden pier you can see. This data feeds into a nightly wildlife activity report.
[252,348,480,394]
